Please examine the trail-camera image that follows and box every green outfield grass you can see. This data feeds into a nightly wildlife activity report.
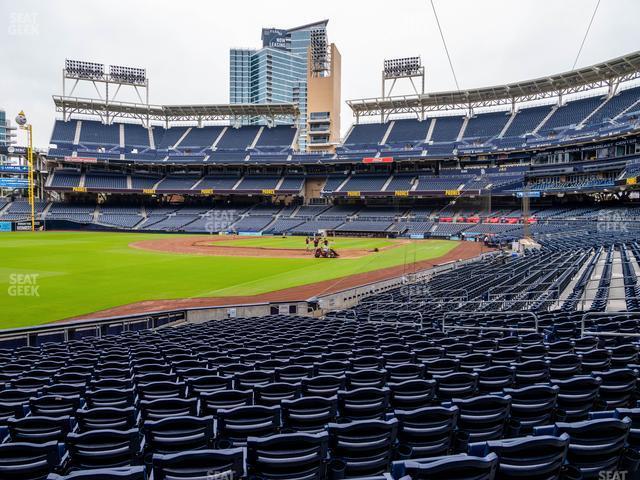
[213,236,394,250]
[0,232,459,329]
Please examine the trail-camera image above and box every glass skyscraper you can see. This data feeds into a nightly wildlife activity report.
[230,20,329,150]
[0,109,7,146]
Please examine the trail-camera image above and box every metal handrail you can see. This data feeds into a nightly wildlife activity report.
[367,309,424,325]
[442,310,539,333]
[413,298,557,312]
[580,311,640,338]
[0,310,187,347]
[487,288,560,301]
[576,295,640,312]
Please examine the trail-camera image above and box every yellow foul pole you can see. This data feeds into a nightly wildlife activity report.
[27,125,35,232]
[16,111,35,231]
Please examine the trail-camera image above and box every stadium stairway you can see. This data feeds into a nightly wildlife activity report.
[555,250,596,309]
[532,105,558,135]
[580,249,607,311]
[608,249,627,312]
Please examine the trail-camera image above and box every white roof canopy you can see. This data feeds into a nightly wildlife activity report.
[348,50,640,117]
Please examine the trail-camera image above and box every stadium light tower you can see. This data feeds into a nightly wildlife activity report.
[62,59,149,124]
[382,56,425,98]
[14,111,35,232]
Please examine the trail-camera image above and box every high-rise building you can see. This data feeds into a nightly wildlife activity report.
[229,19,340,151]
[0,109,8,146]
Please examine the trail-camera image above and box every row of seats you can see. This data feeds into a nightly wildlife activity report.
[51,121,295,152]
[2,311,640,479]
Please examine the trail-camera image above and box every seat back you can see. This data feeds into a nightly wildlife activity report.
[388,379,436,409]
[234,370,275,390]
[534,417,632,477]
[592,368,638,409]
[85,388,135,409]
[468,433,569,480]
[391,453,498,480]
[301,375,346,398]
[346,369,388,389]
[327,418,398,477]
[432,372,478,401]
[75,407,137,432]
[46,466,146,480]
[394,405,458,458]
[136,381,185,401]
[139,398,198,421]
[217,405,280,446]
[449,395,511,442]
[0,440,62,480]
[551,376,601,422]
[338,387,391,421]
[151,448,244,480]
[29,395,80,417]
[503,385,559,433]
[6,415,73,444]
[199,390,252,417]
[281,396,338,433]
[142,415,214,454]
[246,432,329,480]
[65,428,142,470]
[476,366,516,393]
[254,382,301,406]
[185,374,233,395]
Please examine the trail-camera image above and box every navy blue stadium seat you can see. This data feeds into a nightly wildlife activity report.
[503,385,559,433]
[535,417,632,477]
[0,440,63,480]
[5,415,73,444]
[302,375,346,398]
[63,428,142,470]
[433,372,478,400]
[75,407,136,432]
[141,416,215,456]
[139,398,198,421]
[216,405,280,446]
[388,379,436,409]
[327,418,398,477]
[552,376,602,422]
[29,395,80,417]
[391,453,499,480]
[468,433,569,480]
[447,395,512,442]
[394,405,458,459]
[47,466,146,480]
[246,431,329,480]
[186,374,233,395]
[338,387,391,420]
[281,396,338,433]
[85,388,135,410]
[254,382,301,406]
[150,448,244,480]
[592,369,638,409]
[476,366,516,393]
[199,389,252,417]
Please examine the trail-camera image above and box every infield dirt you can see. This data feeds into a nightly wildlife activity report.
[71,240,487,320]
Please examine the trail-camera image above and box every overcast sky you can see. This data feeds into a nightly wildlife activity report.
[1,0,639,147]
